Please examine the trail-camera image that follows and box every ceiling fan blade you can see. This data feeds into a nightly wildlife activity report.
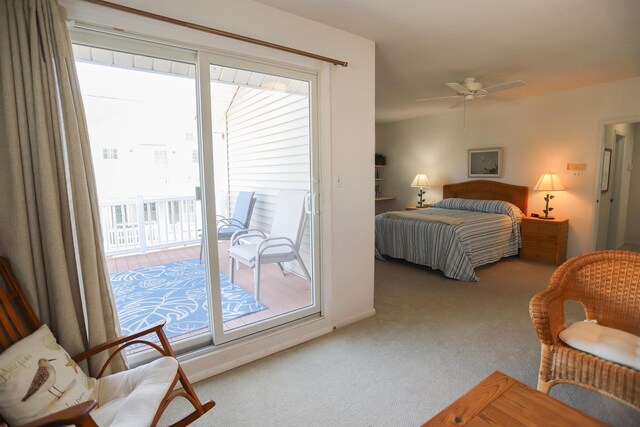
[483,94,514,102]
[416,95,460,102]
[483,80,526,93]
[446,82,470,94]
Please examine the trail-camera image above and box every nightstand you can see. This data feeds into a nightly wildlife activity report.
[520,217,569,265]
[405,205,430,210]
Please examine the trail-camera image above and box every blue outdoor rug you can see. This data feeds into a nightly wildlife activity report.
[110,259,265,339]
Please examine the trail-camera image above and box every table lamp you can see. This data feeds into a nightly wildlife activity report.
[533,172,565,220]
[411,173,430,208]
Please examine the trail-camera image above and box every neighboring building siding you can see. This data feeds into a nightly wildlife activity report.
[226,86,312,275]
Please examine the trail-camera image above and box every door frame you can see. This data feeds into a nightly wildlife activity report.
[592,116,640,251]
[606,132,626,249]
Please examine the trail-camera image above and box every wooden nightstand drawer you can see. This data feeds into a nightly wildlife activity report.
[520,217,568,265]
[521,220,559,237]
[521,234,556,251]
[520,247,556,264]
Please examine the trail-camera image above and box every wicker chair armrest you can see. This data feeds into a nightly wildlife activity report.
[529,289,566,345]
[72,321,167,363]
[21,400,98,427]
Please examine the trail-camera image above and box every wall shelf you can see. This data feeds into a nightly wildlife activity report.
[375,160,394,201]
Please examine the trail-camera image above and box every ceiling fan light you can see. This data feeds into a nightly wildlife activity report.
[466,82,482,91]
[465,94,474,101]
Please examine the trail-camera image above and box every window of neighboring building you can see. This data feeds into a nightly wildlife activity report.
[154,150,168,167]
[103,147,118,159]
[144,202,157,222]
[113,205,128,225]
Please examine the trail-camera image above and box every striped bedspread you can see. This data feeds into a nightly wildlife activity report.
[375,207,522,281]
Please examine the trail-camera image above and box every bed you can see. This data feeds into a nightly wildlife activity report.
[375,180,528,281]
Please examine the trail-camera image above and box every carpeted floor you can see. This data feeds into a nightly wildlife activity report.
[162,257,640,426]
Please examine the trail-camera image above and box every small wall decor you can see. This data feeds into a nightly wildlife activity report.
[601,148,612,192]
[375,153,387,166]
[468,147,503,178]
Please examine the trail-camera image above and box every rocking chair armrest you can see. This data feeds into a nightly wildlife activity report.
[21,400,98,427]
[529,289,566,345]
[73,321,168,363]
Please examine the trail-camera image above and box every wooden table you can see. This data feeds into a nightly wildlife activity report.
[422,371,607,426]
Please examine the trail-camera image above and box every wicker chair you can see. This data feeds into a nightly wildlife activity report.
[529,250,640,409]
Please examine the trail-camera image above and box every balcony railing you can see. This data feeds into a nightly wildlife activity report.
[100,196,201,255]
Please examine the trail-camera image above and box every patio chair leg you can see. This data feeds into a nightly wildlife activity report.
[277,262,286,276]
[295,251,312,282]
[254,264,262,307]
[229,256,236,289]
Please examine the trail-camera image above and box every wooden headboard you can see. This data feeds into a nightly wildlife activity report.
[443,180,528,214]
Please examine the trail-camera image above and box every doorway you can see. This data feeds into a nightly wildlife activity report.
[595,122,640,251]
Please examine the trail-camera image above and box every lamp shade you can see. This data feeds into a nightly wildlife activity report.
[533,173,565,192]
[411,174,430,188]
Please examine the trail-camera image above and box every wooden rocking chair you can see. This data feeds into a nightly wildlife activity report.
[0,256,215,426]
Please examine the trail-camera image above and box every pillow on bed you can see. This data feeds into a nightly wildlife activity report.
[431,198,523,220]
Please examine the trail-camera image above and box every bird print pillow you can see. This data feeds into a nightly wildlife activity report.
[0,324,96,426]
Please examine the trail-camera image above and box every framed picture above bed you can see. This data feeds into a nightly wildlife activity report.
[468,147,503,178]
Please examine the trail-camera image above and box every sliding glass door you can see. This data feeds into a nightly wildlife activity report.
[72,33,214,357]
[72,29,321,354]
[199,54,321,343]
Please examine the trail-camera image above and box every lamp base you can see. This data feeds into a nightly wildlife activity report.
[539,215,555,220]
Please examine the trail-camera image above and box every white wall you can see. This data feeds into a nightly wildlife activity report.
[376,77,640,258]
[61,0,375,377]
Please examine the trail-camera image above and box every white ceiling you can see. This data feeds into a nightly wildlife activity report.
[254,0,640,123]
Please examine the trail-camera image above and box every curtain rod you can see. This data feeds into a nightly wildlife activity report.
[80,0,348,67]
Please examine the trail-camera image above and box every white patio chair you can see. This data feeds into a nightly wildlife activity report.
[216,191,257,241]
[228,190,311,306]
[200,191,256,260]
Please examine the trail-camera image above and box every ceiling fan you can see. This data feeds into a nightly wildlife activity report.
[417,77,526,105]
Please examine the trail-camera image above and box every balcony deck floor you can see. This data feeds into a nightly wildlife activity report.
[106,243,312,334]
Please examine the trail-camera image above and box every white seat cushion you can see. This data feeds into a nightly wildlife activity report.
[559,321,640,370]
[229,243,296,264]
[90,356,179,427]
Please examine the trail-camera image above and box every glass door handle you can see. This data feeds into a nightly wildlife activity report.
[314,193,320,215]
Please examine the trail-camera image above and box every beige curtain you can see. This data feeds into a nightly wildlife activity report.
[0,0,126,374]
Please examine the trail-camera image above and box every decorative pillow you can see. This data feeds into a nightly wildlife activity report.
[559,321,640,370]
[431,198,523,219]
[0,325,96,426]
